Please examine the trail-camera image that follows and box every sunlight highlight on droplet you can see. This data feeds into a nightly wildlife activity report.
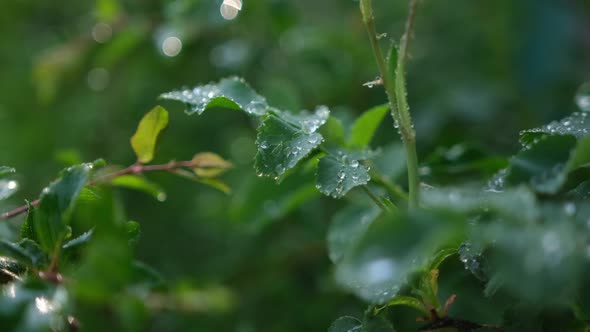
[220,0,242,20]
[35,297,54,314]
[91,22,112,43]
[162,36,182,57]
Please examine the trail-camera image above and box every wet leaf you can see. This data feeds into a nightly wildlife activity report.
[160,76,269,116]
[507,135,590,194]
[130,106,169,163]
[316,149,373,198]
[520,112,590,144]
[254,107,329,179]
[335,211,464,304]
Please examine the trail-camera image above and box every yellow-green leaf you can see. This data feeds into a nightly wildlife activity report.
[192,152,233,178]
[130,106,169,163]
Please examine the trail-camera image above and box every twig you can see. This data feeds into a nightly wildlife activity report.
[0,159,228,221]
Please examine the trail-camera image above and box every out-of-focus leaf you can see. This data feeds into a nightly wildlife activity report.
[195,178,232,194]
[145,285,234,313]
[0,281,70,332]
[74,233,133,302]
[160,76,269,116]
[364,314,395,332]
[0,179,18,200]
[348,104,388,149]
[421,143,508,183]
[421,186,539,223]
[328,316,363,332]
[255,107,329,179]
[111,175,166,201]
[34,164,92,253]
[171,169,232,194]
[335,211,464,304]
[0,166,15,177]
[230,174,320,231]
[0,239,46,268]
[192,152,233,177]
[473,219,584,302]
[316,149,373,198]
[130,106,169,164]
[126,221,141,247]
[327,204,380,263]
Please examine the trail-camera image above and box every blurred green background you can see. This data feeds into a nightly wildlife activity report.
[0,0,589,330]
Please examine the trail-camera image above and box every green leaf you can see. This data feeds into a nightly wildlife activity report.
[520,112,590,144]
[316,149,373,198]
[383,296,428,315]
[428,247,458,271]
[0,179,18,200]
[0,239,46,268]
[335,211,464,304]
[126,221,141,247]
[0,281,71,331]
[422,143,508,183]
[422,186,539,223]
[111,175,166,201]
[363,314,395,332]
[320,116,346,146]
[507,135,590,194]
[62,229,94,250]
[192,152,233,177]
[348,104,388,149]
[327,205,381,263]
[0,166,15,177]
[160,76,269,116]
[130,106,169,163]
[255,107,329,179]
[34,164,92,253]
[328,316,363,332]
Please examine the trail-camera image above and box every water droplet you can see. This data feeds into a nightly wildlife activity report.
[162,36,182,57]
[350,160,359,168]
[575,82,590,112]
[564,202,576,217]
[220,0,242,20]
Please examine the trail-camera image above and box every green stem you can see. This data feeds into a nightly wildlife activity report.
[361,185,390,212]
[360,0,420,210]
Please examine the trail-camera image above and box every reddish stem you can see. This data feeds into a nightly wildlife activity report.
[0,159,224,221]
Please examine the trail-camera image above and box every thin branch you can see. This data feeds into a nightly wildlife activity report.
[0,159,229,221]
